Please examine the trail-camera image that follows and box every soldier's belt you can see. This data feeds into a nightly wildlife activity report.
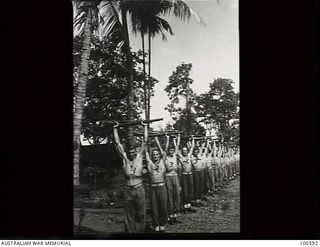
[182,172,192,175]
[124,182,143,189]
[165,173,178,177]
[150,182,165,187]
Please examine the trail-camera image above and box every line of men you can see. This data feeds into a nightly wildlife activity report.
[113,123,240,233]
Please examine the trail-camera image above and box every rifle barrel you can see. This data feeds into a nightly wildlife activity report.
[181,134,202,139]
[133,131,182,137]
[103,118,163,127]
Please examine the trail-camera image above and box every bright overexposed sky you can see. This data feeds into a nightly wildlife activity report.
[129,0,239,130]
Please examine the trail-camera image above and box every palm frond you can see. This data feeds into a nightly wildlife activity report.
[100,1,123,35]
[99,0,125,48]
[148,15,174,41]
[167,0,205,26]
[74,1,101,33]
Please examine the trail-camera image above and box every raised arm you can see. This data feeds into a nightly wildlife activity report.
[155,136,167,161]
[155,137,164,155]
[188,136,195,156]
[208,140,214,157]
[173,135,182,157]
[113,123,127,160]
[164,133,170,153]
[145,148,151,163]
[174,134,181,155]
[203,138,210,157]
[212,140,217,157]
[218,143,222,158]
[187,140,191,150]
[199,138,209,157]
[137,121,148,156]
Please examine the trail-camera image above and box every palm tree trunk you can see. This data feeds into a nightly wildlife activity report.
[141,31,147,120]
[74,9,93,185]
[147,30,152,127]
[121,6,135,148]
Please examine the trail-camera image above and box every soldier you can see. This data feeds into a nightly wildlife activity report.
[192,139,209,206]
[145,140,168,233]
[221,145,228,185]
[113,122,148,233]
[216,143,224,188]
[155,134,183,225]
[205,140,215,196]
[230,147,237,179]
[177,137,197,213]
[235,147,240,175]
[224,147,231,183]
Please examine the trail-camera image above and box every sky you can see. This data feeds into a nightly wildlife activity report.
[129,0,239,130]
[79,0,238,145]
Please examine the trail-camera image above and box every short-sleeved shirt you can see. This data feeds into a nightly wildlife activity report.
[235,154,240,163]
[147,159,166,184]
[164,155,179,175]
[179,154,193,173]
[221,157,227,167]
[212,157,220,167]
[225,156,231,166]
[205,156,213,169]
[216,157,223,167]
[230,155,236,164]
[192,155,206,171]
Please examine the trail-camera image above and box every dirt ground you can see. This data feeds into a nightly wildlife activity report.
[74,176,239,235]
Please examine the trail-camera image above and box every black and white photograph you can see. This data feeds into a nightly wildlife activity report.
[73,0,239,236]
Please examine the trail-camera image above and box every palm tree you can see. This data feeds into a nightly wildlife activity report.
[73,0,126,185]
[74,1,142,186]
[73,1,153,181]
[127,0,205,123]
[73,1,102,185]
[128,0,174,120]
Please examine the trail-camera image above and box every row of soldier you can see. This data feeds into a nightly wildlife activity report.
[113,122,240,233]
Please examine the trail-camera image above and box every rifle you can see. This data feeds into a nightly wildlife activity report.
[101,118,163,127]
[180,134,202,139]
[133,130,183,138]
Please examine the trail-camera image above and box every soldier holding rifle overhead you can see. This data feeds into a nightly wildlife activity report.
[223,147,230,183]
[192,138,209,206]
[177,136,197,213]
[216,143,224,188]
[113,121,148,233]
[205,139,216,196]
[155,133,183,225]
[211,140,220,191]
[145,136,168,233]
[230,147,236,179]
[223,146,230,184]
[234,147,240,176]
